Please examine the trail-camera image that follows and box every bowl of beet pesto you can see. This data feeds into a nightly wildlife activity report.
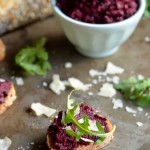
[51,0,146,58]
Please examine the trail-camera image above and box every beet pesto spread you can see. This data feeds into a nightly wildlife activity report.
[48,104,111,150]
[56,0,139,24]
[0,80,11,104]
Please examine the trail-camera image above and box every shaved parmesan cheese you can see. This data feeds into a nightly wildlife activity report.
[125,106,137,114]
[15,77,24,85]
[106,76,120,84]
[112,98,123,109]
[0,137,11,150]
[78,118,84,123]
[74,106,80,116]
[78,119,99,132]
[98,83,116,98]
[65,126,72,130]
[81,137,94,143]
[49,74,66,95]
[31,103,56,117]
[88,120,99,132]
[89,69,105,77]
[64,62,72,68]
[105,62,124,75]
[136,122,143,127]
[68,77,92,91]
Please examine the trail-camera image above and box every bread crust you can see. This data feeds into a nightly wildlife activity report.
[0,39,5,61]
[0,82,17,115]
[47,114,114,150]
[0,0,20,15]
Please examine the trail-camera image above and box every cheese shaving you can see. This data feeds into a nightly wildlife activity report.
[105,62,124,75]
[112,98,123,109]
[80,137,94,143]
[49,74,66,95]
[125,106,137,114]
[0,137,12,150]
[68,77,92,91]
[88,120,99,132]
[31,103,56,117]
[98,83,116,98]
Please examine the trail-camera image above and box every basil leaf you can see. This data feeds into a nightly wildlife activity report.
[114,77,150,107]
[15,37,51,75]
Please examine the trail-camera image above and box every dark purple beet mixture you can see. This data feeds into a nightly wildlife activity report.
[0,81,11,104]
[48,104,111,150]
[56,0,139,24]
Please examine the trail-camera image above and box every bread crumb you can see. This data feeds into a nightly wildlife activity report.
[64,62,72,68]
[15,77,24,86]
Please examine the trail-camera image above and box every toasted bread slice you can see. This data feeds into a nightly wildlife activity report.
[0,81,17,115]
[0,39,5,61]
[47,114,114,150]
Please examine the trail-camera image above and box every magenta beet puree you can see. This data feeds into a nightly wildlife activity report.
[0,81,11,104]
[56,0,139,24]
[47,104,110,150]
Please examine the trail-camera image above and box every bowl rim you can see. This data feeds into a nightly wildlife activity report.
[51,0,146,28]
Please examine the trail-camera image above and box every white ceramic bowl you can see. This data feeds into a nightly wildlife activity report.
[51,0,146,58]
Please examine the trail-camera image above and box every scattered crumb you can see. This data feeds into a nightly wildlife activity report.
[98,83,116,98]
[136,122,143,127]
[42,81,48,87]
[30,142,34,145]
[133,114,136,117]
[92,79,98,84]
[64,62,72,68]
[15,77,24,85]
[144,36,150,43]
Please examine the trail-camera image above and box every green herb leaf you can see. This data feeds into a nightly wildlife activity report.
[63,91,116,143]
[114,77,150,107]
[144,0,150,18]
[15,37,51,75]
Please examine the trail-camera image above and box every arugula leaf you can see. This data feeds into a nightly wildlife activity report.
[63,91,116,143]
[144,0,150,18]
[114,77,150,107]
[15,37,51,75]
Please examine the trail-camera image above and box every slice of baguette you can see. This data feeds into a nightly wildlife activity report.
[0,39,5,61]
[0,82,17,115]
[47,114,114,150]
